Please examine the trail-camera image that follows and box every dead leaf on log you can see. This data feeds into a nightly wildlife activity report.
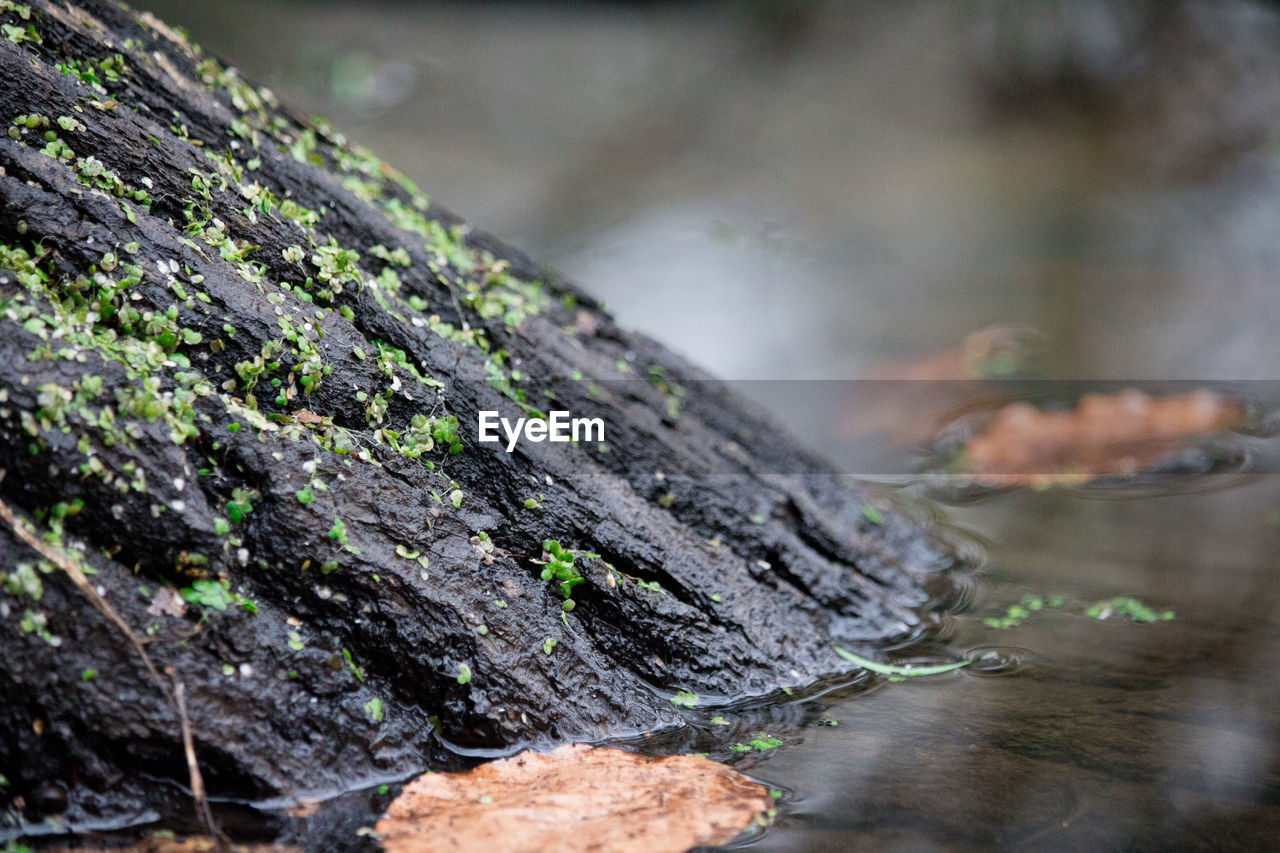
[290,409,327,425]
[953,388,1245,487]
[375,744,772,853]
[146,586,187,619]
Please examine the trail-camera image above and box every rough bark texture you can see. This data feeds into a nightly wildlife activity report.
[0,0,960,839]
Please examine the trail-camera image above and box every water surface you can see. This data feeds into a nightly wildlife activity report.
[750,478,1280,850]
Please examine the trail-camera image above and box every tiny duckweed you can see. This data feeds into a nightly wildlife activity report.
[730,734,783,752]
[984,593,1065,629]
[226,488,255,523]
[534,539,589,603]
[180,579,256,614]
[670,690,699,708]
[1086,596,1173,623]
[342,647,365,682]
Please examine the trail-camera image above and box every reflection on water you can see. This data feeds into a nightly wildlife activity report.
[120,0,1280,848]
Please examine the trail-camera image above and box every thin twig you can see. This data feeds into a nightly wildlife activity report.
[0,491,229,849]
[0,494,163,690]
[175,677,231,851]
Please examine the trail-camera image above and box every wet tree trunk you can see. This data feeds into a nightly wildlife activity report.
[0,0,959,836]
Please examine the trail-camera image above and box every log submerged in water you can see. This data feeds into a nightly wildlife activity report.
[0,0,960,834]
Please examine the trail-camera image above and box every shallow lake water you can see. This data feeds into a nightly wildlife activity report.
[747,477,1280,850]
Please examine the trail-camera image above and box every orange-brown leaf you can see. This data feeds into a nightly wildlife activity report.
[957,388,1243,487]
[375,744,771,853]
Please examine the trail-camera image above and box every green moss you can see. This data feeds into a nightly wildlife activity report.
[226,488,255,524]
[534,540,593,604]
[341,647,365,681]
[2,21,40,46]
[670,690,699,708]
[646,364,685,419]
[729,733,783,752]
[180,579,256,614]
[54,53,129,92]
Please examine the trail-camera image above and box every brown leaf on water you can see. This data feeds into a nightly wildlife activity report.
[955,388,1244,487]
[375,744,772,853]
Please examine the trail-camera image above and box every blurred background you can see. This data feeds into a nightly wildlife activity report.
[132,0,1280,384]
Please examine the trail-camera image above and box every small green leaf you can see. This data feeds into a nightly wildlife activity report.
[833,645,970,677]
[670,690,699,708]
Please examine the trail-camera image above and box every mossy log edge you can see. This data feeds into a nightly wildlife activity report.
[0,0,960,838]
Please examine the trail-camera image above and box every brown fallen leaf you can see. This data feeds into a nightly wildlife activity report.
[290,409,327,425]
[375,744,772,853]
[955,388,1244,487]
[146,586,187,619]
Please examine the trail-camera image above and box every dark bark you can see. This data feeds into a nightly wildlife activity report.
[0,0,961,838]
